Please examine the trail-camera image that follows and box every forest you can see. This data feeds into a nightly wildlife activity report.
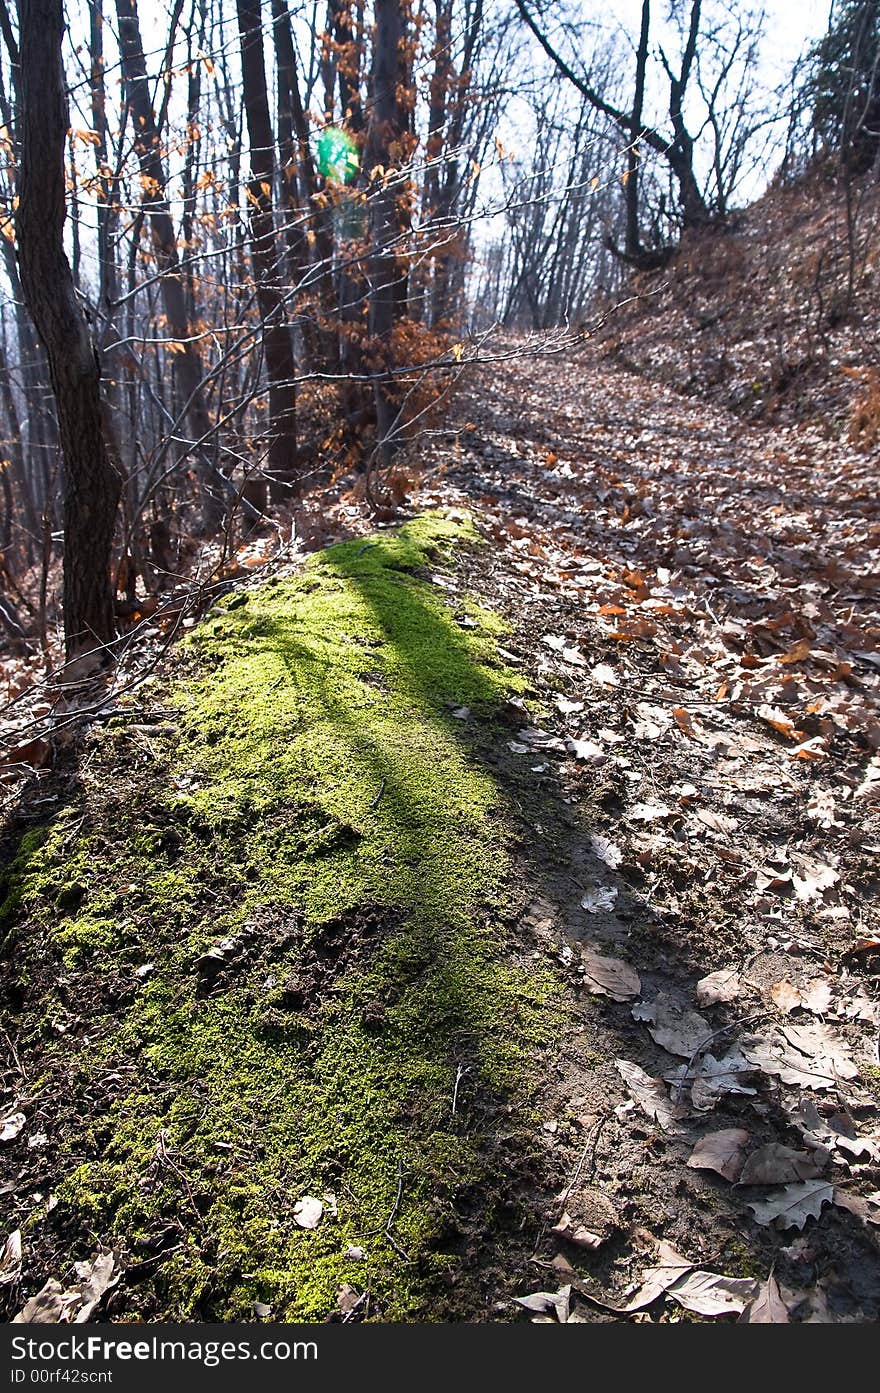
[0,0,879,1335]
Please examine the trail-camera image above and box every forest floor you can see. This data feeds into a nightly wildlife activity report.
[1,344,879,1324]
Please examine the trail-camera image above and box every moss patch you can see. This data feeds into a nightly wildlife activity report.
[2,513,560,1321]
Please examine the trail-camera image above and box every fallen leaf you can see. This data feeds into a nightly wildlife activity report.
[670,1049,758,1109]
[550,1212,606,1250]
[757,704,802,741]
[629,800,672,822]
[615,1059,687,1132]
[742,1021,857,1090]
[672,707,703,740]
[621,1241,693,1311]
[833,1191,880,1226]
[566,737,606,762]
[590,833,623,868]
[687,1129,751,1182]
[632,994,711,1057]
[0,1230,22,1286]
[792,857,839,902]
[580,946,640,1001]
[0,1112,26,1144]
[513,1285,571,1322]
[738,1272,791,1322]
[738,1144,825,1186]
[591,663,618,687]
[800,979,833,1015]
[337,1283,362,1316]
[555,697,584,715]
[746,1181,834,1230]
[807,788,839,829]
[14,1251,118,1324]
[71,1252,118,1323]
[13,1280,67,1324]
[770,980,803,1015]
[293,1195,324,1229]
[695,968,742,1006]
[667,1269,758,1316]
[580,885,618,914]
[695,808,739,836]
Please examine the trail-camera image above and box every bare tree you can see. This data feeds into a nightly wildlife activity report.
[235,0,297,504]
[16,0,120,664]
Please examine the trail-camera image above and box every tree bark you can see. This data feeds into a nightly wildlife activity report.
[235,0,298,504]
[115,0,224,526]
[16,0,121,665]
[366,0,406,461]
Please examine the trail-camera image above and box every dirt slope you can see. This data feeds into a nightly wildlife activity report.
[2,335,879,1323]
[593,169,880,441]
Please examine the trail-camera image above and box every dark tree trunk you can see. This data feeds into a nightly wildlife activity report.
[115,0,224,526]
[16,0,121,665]
[235,0,298,504]
[366,0,406,461]
[271,0,338,370]
[625,0,651,260]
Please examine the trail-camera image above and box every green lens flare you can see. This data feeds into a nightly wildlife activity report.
[316,128,360,184]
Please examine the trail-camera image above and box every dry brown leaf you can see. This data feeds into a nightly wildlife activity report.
[792,857,839,902]
[0,1112,26,1144]
[621,1241,693,1311]
[615,1059,687,1132]
[696,968,742,1006]
[667,1269,759,1317]
[738,1272,791,1323]
[632,994,711,1057]
[770,980,803,1015]
[746,1181,834,1229]
[738,1143,825,1186]
[757,704,803,741]
[687,1129,751,1182]
[694,807,739,836]
[550,1212,606,1250]
[513,1285,571,1321]
[0,1230,22,1286]
[580,946,641,1001]
[833,1191,880,1226]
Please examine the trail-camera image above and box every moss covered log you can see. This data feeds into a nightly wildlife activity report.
[0,514,560,1320]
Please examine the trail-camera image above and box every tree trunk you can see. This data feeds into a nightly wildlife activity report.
[235,0,298,505]
[115,0,224,526]
[625,0,650,260]
[366,0,405,461]
[16,0,121,665]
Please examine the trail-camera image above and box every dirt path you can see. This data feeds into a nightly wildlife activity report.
[1,352,878,1325]
[411,351,880,1320]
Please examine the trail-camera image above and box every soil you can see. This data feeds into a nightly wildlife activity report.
[2,345,879,1324]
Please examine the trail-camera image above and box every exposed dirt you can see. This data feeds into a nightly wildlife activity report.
[408,347,880,1321]
[2,334,879,1323]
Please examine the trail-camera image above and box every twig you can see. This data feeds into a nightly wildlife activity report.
[370,779,386,809]
[451,1064,471,1117]
[673,1011,770,1101]
[558,1114,607,1212]
[1,1027,22,1077]
[383,1159,412,1263]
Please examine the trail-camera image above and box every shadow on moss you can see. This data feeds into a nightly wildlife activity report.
[2,513,561,1321]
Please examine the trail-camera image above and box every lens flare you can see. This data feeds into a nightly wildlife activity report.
[316,128,360,184]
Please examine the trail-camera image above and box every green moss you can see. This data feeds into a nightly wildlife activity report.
[4,512,559,1321]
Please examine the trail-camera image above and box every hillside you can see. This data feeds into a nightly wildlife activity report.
[593,168,880,443]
